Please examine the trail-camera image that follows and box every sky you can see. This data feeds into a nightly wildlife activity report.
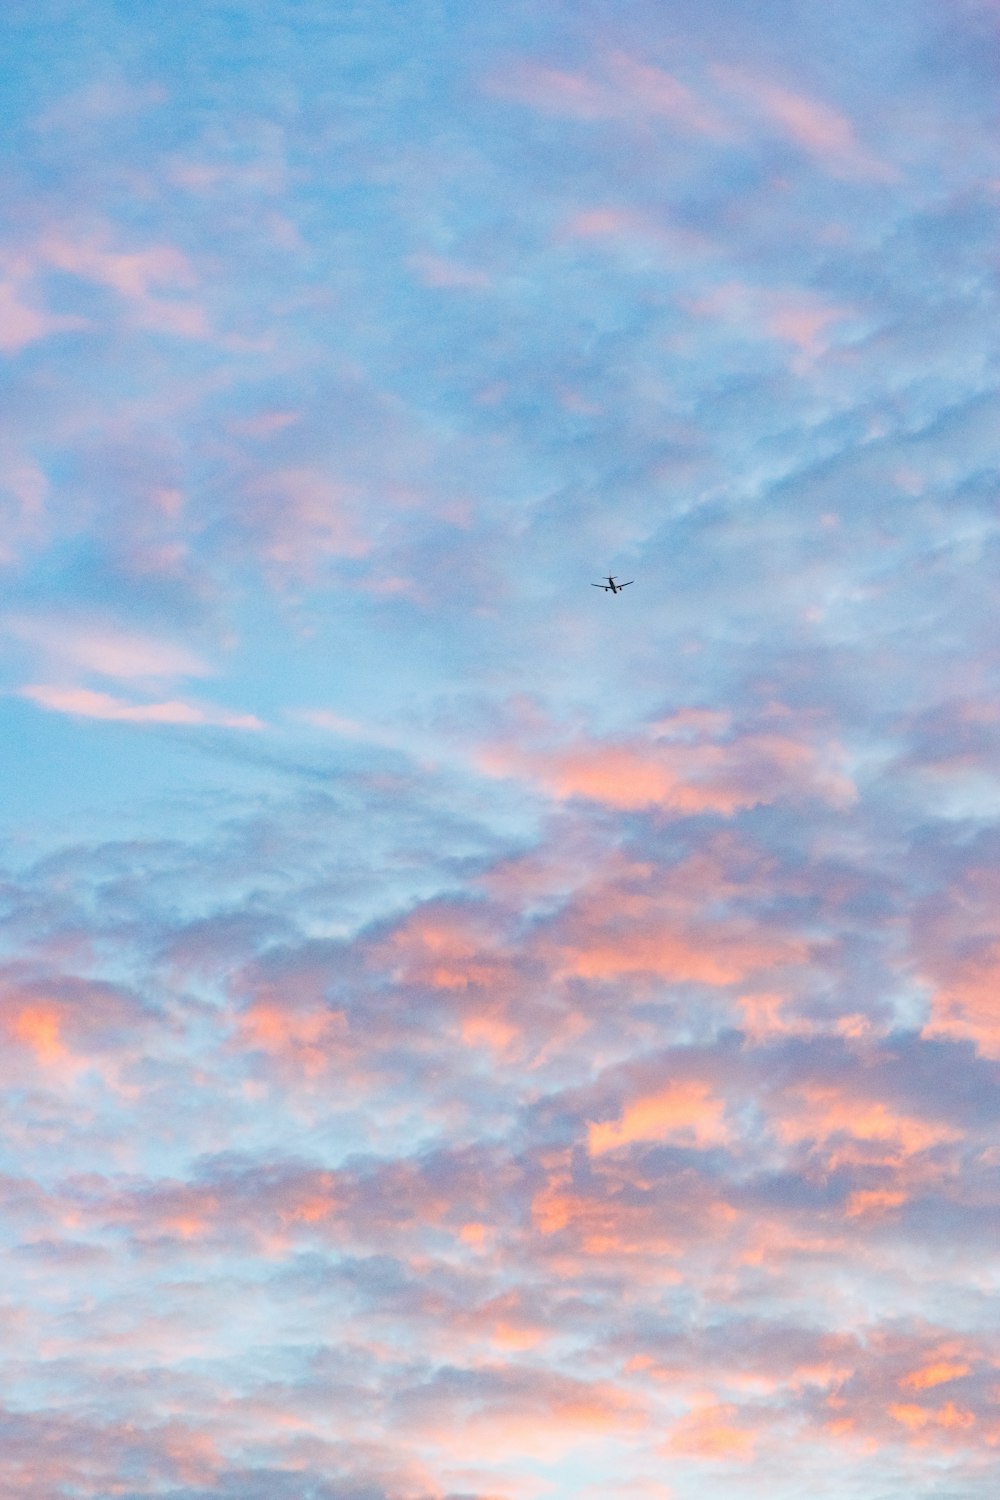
[1,1,1000,1497]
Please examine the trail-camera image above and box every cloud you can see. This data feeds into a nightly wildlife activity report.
[18,684,263,729]
[1,3,1000,1499]
[489,53,730,138]
[6,615,212,682]
[476,707,856,815]
[3,777,1000,1497]
[490,49,893,184]
[588,1081,731,1154]
[712,64,897,181]
[665,1403,758,1461]
[687,281,858,358]
[0,455,49,564]
[239,467,370,575]
[40,230,209,338]
[408,254,492,291]
[0,280,86,354]
[911,850,1000,1057]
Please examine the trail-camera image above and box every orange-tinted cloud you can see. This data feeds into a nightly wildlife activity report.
[0,974,152,1078]
[379,909,509,991]
[665,1403,757,1460]
[11,1005,69,1066]
[589,1081,730,1154]
[477,710,855,816]
[530,1148,731,1261]
[773,1084,962,1164]
[888,1400,976,1433]
[543,845,809,985]
[901,1360,971,1391]
[395,1365,648,1461]
[913,861,1000,1056]
[922,951,1000,1056]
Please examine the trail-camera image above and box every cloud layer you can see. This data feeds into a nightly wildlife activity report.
[1,1,999,1498]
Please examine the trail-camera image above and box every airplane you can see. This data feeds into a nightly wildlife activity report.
[592,575,634,593]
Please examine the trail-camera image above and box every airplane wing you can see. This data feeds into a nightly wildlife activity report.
[591,583,608,589]
[620,580,634,587]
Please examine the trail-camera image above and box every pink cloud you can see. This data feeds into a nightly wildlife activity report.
[604,52,730,137]
[665,1403,757,1460]
[369,904,531,1063]
[228,408,302,439]
[10,1004,72,1067]
[731,1062,967,1227]
[804,1329,999,1452]
[91,1163,346,1252]
[489,53,728,137]
[409,254,492,290]
[923,953,1000,1054]
[537,841,811,988]
[888,1399,977,1434]
[396,1366,648,1462]
[237,1000,353,1082]
[477,710,855,815]
[781,1090,955,1151]
[688,281,856,355]
[560,205,716,269]
[0,280,86,354]
[588,1080,731,1154]
[40,230,209,338]
[530,1147,730,1258]
[0,455,49,563]
[736,989,809,1040]
[0,1408,223,1500]
[42,234,194,301]
[241,467,369,575]
[713,64,896,180]
[18,683,263,729]
[488,62,616,120]
[557,918,762,984]
[901,1359,972,1392]
[7,616,211,682]
[568,208,641,237]
[914,864,1000,1056]
[0,973,153,1083]
[491,52,895,187]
